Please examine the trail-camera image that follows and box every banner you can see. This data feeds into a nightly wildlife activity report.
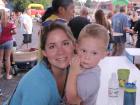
[112,0,129,6]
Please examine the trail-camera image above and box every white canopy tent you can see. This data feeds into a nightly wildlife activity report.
[0,0,5,7]
[0,0,10,12]
[0,6,10,12]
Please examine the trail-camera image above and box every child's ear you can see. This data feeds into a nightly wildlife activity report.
[102,50,108,59]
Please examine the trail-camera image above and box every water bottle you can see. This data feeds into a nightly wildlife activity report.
[123,82,136,105]
[108,72,119,105]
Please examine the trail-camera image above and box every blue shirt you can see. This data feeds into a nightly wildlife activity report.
[112,13,129,34]
[9,61,61,105]
[112,13,129,43]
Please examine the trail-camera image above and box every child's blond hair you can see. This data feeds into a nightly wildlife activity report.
[78,23,110,49]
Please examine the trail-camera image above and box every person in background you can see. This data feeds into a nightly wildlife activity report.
[41,0,74,26]
[20,8,32,49]
[9,23,75,105]
[112,7,131,56]
[66,24,109,105]
[132,19,140,48]
[95,9,113,55]
[80,6,89,18]
[0,23,1,37]
[129,11,139,46]
[107,11,113,25]
[0,9,16,79]
[68,16,90,40]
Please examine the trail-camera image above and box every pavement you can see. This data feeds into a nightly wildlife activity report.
[0,72,25,103]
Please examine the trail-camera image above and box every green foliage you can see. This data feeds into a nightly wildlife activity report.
[13,0,52,12]
[13,0,30,12]
[85,0,92,8]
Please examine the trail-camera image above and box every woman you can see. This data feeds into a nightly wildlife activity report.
[133,19,140,48]
[95,9,112,36]
[130,11,139,46]
[95,9,113,55]
[9,23,75,105]
[41,0,75,26]
[0,9,16,79]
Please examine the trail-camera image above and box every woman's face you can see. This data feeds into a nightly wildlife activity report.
[42,28,75,70]
[63,3,75,21]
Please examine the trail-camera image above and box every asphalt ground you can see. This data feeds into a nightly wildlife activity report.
[0,72,25,103]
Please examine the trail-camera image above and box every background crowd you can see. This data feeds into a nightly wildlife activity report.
[1,0,140,105]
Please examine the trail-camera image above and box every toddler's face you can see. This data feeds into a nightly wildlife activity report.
[77,37,107,69]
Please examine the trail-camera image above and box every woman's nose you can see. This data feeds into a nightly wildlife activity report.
[57,46,64,55]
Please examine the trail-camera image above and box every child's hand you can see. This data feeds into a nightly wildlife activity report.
[70,55,81,76]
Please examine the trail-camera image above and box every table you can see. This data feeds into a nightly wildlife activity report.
[96,56,140,105]
[113,32,123,37]
[125,48,140,64]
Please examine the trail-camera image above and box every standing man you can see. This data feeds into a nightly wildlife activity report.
[20,8,33,49]
[112,7,130,56]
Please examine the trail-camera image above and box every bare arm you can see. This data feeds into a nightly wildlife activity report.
[66,56,82,105]
[23,22,29,33]
[11,28,16,35]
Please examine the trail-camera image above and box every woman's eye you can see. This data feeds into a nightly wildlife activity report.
[48,45,55,49]
[63,42,70,46]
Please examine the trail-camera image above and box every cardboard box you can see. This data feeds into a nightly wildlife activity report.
[125,48,140,64]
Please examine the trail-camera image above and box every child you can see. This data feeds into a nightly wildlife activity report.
[66,24,110,105]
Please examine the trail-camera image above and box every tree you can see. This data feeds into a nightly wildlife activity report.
[85,0,92,8]
[13,0,30,12]
[13,0,52,12]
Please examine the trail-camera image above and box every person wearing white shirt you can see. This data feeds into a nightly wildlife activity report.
[20,8,33,49]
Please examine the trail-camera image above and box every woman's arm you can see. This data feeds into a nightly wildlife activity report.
[11,28,16,35]
[11,22,17,35]
[66,56,82,105]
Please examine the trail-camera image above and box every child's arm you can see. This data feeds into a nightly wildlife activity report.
[66,55,82,105]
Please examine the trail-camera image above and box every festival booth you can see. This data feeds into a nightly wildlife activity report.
[28,3,45,17]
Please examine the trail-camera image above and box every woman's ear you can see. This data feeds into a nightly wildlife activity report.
[75,43,79,49]
[42,50,47,57]
[74,43,79,54]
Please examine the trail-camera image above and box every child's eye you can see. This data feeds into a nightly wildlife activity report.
[81,49,86,53]
[92,52,97,55]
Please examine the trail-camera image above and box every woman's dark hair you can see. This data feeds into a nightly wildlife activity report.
[68,16,90,39]
[95,9,112,41]
[95,9,108,28]
[41,0,73,22]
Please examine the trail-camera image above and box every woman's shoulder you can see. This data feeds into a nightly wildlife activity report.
[18,62,51,85]
[42,14,66,26]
